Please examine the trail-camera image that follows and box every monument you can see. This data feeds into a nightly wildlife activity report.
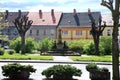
[47,28,74,56]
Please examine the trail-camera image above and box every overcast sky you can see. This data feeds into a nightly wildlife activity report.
[0,0,111,14]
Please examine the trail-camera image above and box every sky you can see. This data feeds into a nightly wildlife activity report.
[0,0,111,14]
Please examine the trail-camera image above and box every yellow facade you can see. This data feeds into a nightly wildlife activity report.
[57,27,93,41]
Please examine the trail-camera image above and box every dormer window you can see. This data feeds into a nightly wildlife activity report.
[68,21,71,23]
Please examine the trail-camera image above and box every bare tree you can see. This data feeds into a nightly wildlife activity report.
[13,15,33,54]
[88,9,106,55]
[101,0,120,80]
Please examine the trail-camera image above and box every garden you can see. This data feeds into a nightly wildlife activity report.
[0,36,114,80]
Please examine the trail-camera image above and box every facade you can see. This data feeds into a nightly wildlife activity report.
[1,9,117,41]
[1,10,29,39]
[1,10,62,41]
[57,9,100,41]
[26,9,62,41]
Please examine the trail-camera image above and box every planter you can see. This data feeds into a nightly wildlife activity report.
[53,75,72,80]
[89,71,110,80]
[9,71,30,80]
[2,63,36,80]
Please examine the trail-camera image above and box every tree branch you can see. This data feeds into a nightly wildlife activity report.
[101,0,114,12]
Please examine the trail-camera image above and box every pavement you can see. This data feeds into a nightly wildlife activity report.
[0,56,115,65]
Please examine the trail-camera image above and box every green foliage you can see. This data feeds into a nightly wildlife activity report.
[86,63,109,72]
[2,63,36,78]
[68,40,92,54]
[10,37,36,53]
[7,49,15,55]
[39,38,54,52]
[42,65,82,79]
[10,37,21,53]
[84,42,95,55]
[0,48,4,55]
[25,37,35,53]
[100,36,112,55]
[86,63,99,72]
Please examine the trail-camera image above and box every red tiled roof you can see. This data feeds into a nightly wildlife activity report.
[28,12,62,26]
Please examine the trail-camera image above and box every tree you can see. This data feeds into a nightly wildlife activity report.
[88,9,106,55]
[13,15,33,54]
[101,0,119,80]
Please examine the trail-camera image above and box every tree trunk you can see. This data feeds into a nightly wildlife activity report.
[21,34,26,54]
[95,36,99,55]
[112,20,119,80]
[92,33,100,55]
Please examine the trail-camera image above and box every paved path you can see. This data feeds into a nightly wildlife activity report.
[53,56,73,62]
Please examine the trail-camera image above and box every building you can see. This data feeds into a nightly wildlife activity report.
[1,9,62,41]
[57,9,100,41]
[2,9,116,41]
[26,9,62,41]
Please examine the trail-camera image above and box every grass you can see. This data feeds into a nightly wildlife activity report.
[70,55,120,62]
[0,53,53,60]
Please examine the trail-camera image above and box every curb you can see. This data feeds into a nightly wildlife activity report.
[0,60,117,65]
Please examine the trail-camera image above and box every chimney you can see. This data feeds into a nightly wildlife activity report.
[51,9,54,16]
[39,10,42,19]
[51,9,56,23]
[18,10,21,18]
[73,9,77,16]
[5,10,9,19]
[88,8,91,14]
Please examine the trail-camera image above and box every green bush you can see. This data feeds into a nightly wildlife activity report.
[68,40,92,54]
[39,38,54,53]
[10,37,21,53]
[42,65,82,79]
[10,37,36,53]
[86,63,99,72]
[7,49,15,55]
[25,37,35,53]
[86,63,109,72]
[100,36,112,55]
[2,63,36,79]
[84,42,95,55]
[0,48,4,55]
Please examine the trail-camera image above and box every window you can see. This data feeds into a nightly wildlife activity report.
[62,30,68,36]
[36,30,39,36]
[30,30,32,35]
[107,29,111,36]
[76,30,82,36]
[50,29,55,36]
[43,30,46,35]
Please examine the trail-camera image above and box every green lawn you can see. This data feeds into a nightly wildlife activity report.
[0,53,53,60]
[70,55,120,62]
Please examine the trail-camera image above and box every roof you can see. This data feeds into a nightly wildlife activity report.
[2,12,28,26]
[1,11,62,27]
[58,12,100,28]
[28,12,62,26]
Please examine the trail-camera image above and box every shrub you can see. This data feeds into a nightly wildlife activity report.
[39,38,54,53]
[25,37,35,53]
[42,65,82,80]
[68,40,92,54]
[100,36,112,55]
[0,48,4,55]
[86,63,99,72]
[10,37,21,53]
[84,42,95,55]
[7,49,15,55]
[10,37,36,53]
[86,63,109,72]
[2,63,36,79]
